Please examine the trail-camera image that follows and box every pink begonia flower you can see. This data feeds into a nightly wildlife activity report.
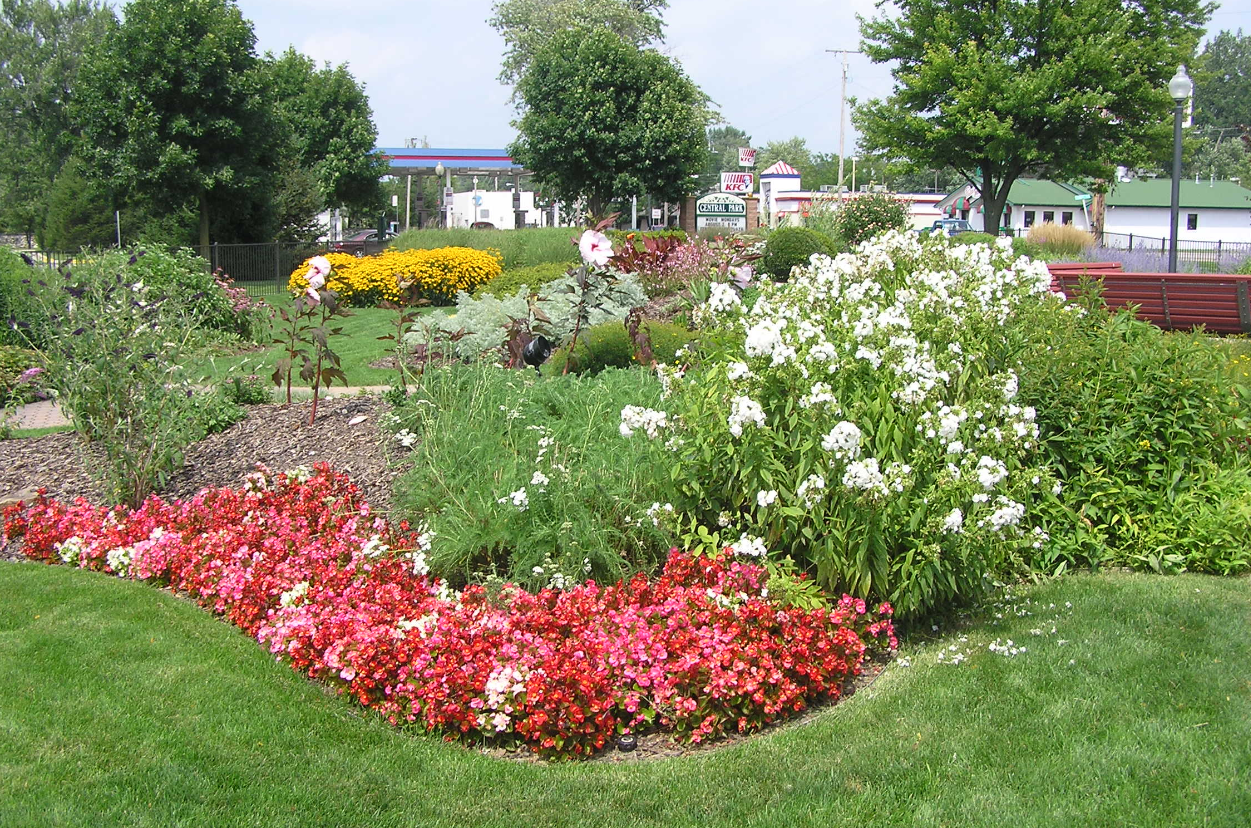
[578,230,613,267]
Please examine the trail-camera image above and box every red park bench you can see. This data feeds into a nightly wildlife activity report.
[1046,262,1251,335]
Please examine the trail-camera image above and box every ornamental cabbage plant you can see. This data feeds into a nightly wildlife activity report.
[628,231,1065,616]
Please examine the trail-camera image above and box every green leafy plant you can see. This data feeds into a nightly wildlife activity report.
[759,226,836,281]
[272,256,351,423]
[220,374,271,406]
[831,192,910,247]
[473,261,570,299]
[547,317,692,375]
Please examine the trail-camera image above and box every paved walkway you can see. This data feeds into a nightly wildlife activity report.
[6,386,393,432]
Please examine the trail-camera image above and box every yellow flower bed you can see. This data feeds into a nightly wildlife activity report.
[287,247,503,306]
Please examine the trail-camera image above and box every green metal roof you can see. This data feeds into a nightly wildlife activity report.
[1001,179,1090,206]
[1105,179,1251,209]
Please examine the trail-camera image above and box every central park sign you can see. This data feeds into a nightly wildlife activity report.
[696,193,747,232]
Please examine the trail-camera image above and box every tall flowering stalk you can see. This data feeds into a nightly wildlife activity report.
[271,256,350,423]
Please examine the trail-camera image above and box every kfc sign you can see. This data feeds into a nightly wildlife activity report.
[738,147,757,167]
[720,172,754,193]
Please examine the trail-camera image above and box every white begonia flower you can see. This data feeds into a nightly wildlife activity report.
[727,395,766,437]
[756,489,778,508]
[578,229,613,267]
[821,420,862,461]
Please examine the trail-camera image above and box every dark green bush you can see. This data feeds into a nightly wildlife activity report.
[474,262,572,299]
[220,374,272,405]
[0,249,50,348]
[832,193,909,246]
[547,318,694,375]
[759,227,836,281]
[606,228,687,249]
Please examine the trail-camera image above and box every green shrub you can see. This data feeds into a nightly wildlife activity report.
[124,247,257,339]
[606,228,687,248]
[832,193,909,246]
[547,319,694,375]
[390,363,671,588]
[394,227,578,270]
[0,248,50,348]
[1015,298,1251,576]
[220,374,272,405]
[759,227,836,281]
[474,261,571,299]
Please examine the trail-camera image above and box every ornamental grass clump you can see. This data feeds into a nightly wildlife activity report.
[288,247,502,307]
[626,232,1063,617]
[3,465,895,760]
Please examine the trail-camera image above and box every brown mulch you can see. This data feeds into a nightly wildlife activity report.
[0,395,405,516]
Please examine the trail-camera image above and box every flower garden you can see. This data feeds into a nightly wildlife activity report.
[3,221,1251,772]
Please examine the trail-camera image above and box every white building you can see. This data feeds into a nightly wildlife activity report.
[936,179,1093,234]
[1102,179,1251,245]
[448,189,550,229]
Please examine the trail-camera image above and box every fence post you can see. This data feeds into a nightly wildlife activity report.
[1238,281,1251,333]
[1129,233,1134,251]
[273,242,280,289]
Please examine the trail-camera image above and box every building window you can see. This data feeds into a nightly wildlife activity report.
[1043,210,1055,223]
[1187,213,1198,230]
[1062,211,1074,225]
[960,209,969,220]
[1024,210,1035,227]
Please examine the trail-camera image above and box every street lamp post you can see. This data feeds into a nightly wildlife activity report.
[1168,65,1192,274]
[435,162,448,228]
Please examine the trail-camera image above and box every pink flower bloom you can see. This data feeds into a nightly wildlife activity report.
[578,230,613,267]
[306,256,331,291]
[305,286,321,306]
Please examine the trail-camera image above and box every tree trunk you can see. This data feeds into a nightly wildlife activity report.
[198,187,210,250]
[979,168,1010,237]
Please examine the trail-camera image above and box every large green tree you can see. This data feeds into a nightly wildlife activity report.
[856,0,1211,234]
[696,124,752,194]
[0,0,115,244]
[72,0,279,247]
[508,27,710,218]
[263,48,385,214]
[489,0,668,86]
[1193,30,1251,129]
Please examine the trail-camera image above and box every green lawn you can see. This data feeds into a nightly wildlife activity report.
[181,302,427,388]
[1,565,1247,827]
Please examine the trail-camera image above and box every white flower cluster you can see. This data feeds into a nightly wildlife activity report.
[706,281,743,313]
[646,501,674,527]
[498,487,529,512]
[728,533,768,558]
[727,395,766,438]
[619,405,668,439]
[797,474,826,507]
[821,420,862,461]
[756,489,778,508]
[105,545,133,576]
[279,581,309,608]
[55,536,85,565]
[394,429,418,449]
[979,496,1026,533]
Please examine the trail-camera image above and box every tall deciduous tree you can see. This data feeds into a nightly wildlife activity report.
[263,48,385,214]
[0,0,115,244]
[1193,30,1251,129]
[754,137,814,179]
[72,0,278,248]
[856,0,1211,234]
[697,125,752,194]
[489,0,668,86]
[508,27,710,218]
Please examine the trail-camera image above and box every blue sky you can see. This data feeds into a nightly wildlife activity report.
[225,0,1251,156]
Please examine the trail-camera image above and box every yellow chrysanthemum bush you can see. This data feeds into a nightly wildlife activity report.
[288,247,502,307]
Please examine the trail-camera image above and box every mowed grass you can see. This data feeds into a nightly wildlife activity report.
[1,565,1247,827]
[180,301,420,387]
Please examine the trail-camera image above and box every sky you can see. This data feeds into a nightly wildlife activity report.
[218,0,1251,157]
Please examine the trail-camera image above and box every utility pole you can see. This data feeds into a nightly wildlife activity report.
[826,49,862,199]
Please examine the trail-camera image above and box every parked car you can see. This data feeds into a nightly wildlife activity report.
[918,218,975,237]
[470,221,496,230]
[330,229,397,257]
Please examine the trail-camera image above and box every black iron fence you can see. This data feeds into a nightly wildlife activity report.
[1095,232,1251,272]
